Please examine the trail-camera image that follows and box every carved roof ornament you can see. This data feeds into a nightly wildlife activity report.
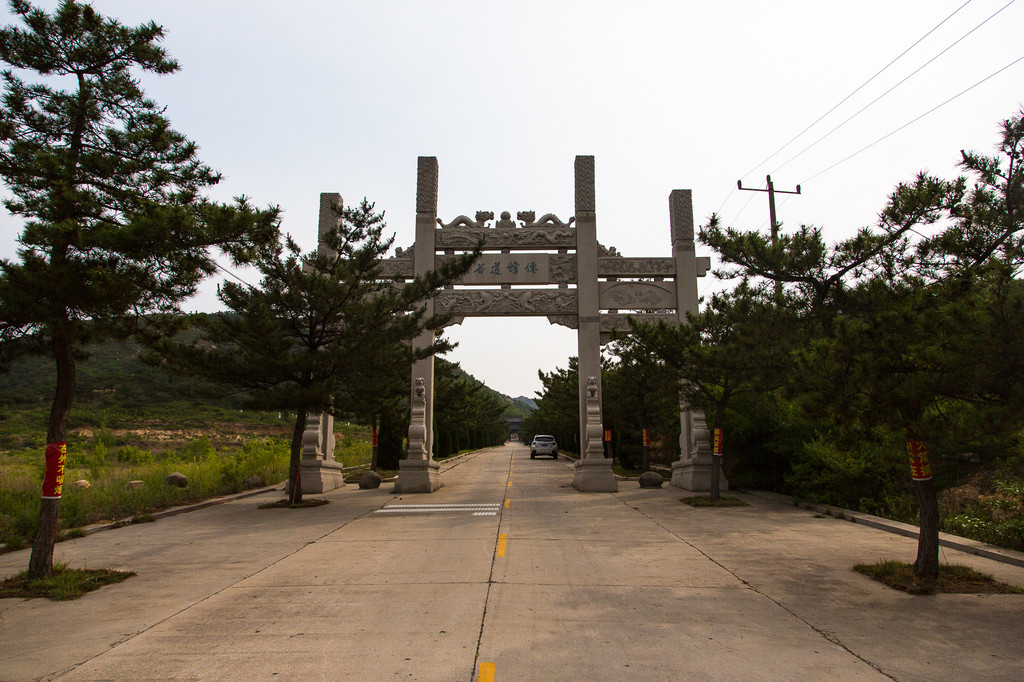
[437,210,575,234]
[436,212,492,229]
[414,377,425,398]
[598,242,620,257]
[518,212,576,229]
[495,211,516,229]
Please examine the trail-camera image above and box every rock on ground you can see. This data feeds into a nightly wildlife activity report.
[165,472,189,488]
[638,471,664,488]
[359,471,383,489]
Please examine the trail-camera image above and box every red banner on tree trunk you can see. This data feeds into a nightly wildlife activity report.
[42,442,67,499]
[713,428,723,456]
[642,428,650,446]
[372,428,378,447]
[907,439,932,481]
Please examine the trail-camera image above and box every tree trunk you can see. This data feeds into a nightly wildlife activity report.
[371,415,379,472]
[913,478,940,577]
[28,324,76,579]
[710,405,724,502]
[287,409,307,505]
[641,424,650,473]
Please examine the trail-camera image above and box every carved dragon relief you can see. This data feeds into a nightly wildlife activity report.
[599,281,676,310]
[549,255,576,282]
[436,227,576,249]
[435,209,577,248]
[435,289,577,316]
[517,211,576,229]
[377,258,414,278]
[436,211,494,229]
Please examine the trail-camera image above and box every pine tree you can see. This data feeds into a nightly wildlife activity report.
[699,111,1024,574]
[626,283,796,499]
[150,199,477,504]
[0,1,279,578]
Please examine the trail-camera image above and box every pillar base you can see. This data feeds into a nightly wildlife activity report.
[299,459,345,494]
[671,456,728,492]
[394,459,443,493]
[572,457,618,492]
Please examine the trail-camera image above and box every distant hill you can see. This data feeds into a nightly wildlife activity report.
[514,396,538,410]
[1,338,227,410]
[1,334,528,423]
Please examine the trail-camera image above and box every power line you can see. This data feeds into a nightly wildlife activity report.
[800,52,1024,184]
[214,260,255,288]
[727,188,760,227]
[738,0,975,182]
[773,0,1016,175]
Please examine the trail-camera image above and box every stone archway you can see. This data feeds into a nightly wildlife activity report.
[380,156,725,494]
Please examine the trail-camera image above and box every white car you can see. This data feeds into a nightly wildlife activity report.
[530,435,558,459]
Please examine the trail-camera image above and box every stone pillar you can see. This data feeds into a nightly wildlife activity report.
[299,411,345,493]
[298,193,347,494]
[668,190,725,492]
[572,156,617,492]
[396,157,442,493]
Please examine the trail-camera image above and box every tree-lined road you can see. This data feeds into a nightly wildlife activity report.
[2,444,1022,680]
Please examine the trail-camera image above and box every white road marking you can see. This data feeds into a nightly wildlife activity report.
[375,503,502,515]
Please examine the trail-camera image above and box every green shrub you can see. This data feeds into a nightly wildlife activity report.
[786,437,909,515]
[92,426,118,449]
[218,438,289,492]
[177,437,216,463]
[942,478,1024,550]
[115,445,154,465]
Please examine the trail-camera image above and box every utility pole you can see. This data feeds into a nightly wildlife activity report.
[737,175,801,300]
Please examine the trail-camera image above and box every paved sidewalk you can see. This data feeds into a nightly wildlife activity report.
[1,444,1022,681]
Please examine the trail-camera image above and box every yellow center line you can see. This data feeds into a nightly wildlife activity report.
[479,662,496,681]
[504,498,510,508]
[507,481,512,487]
[496,533,507,557]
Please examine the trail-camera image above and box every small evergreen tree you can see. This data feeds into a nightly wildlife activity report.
[626,283,796,498]
[150,200,477,503]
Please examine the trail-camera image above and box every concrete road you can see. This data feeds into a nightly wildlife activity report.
[1,443,1023,681]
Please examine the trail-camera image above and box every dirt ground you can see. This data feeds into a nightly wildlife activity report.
[70,422,293,452]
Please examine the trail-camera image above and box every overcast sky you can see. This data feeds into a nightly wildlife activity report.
[2,1,1022,399]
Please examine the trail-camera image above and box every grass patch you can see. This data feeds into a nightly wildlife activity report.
[257,498,329,509]
[854,560,1024,595]
[681,495,750,508]
[0,562,135,601]
[1,436,292,550]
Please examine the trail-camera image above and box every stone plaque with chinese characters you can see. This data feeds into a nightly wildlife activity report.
[449,253,552,285]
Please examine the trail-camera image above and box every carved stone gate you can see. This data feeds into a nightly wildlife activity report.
[301,156,725,495]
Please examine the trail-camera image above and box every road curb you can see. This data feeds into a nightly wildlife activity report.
[745,489,1024,568]
[73,483,284,538]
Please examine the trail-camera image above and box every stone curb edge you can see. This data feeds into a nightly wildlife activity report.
[745,489,1024,569]
[73,483,284,538]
